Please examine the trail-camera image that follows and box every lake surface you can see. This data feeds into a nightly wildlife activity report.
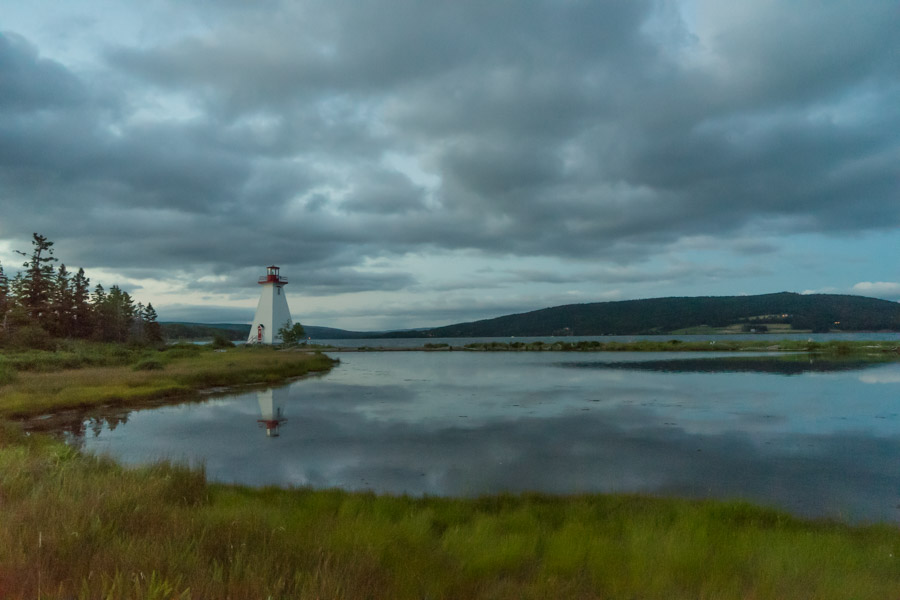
[34,351,900,523]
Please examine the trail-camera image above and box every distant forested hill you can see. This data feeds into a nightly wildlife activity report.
[160,293,900,341]
[394,293,900,337]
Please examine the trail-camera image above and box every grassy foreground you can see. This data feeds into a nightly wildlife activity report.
[1,422,899,599]
[2,342,900,598]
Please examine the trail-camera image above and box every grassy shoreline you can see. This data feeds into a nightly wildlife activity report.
[2,420,899,599]
[0,342,335,420]
[2,342,900,598]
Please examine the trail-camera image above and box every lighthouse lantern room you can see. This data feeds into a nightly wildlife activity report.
[247,265,293,344]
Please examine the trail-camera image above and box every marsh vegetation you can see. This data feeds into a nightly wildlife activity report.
[0,342,334,419]
[2,342,900,598]
[2,419,899,599]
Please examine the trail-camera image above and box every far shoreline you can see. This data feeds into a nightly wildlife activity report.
[296,338,900,356]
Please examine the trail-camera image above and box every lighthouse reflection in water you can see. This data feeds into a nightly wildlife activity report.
[257,387,288,437]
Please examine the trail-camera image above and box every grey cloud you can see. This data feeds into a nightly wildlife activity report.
[156,303,254,323]
[299,269,417,296]
[109,1,651,103]
[339,168,428,215]
[726,239,778,256]
[299,295,595,329]
[0,32,87,110]
[497,261,770,290]
[1,0,898,310]
[705,3,900,110]
[174,262,416,298]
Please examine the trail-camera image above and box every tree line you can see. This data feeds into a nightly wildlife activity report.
[0,233,162,348]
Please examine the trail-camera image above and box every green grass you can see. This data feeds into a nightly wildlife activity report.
[2,341,900,598]
[1,422,898,599]
[0,340,144,372]
[0,343,336,419]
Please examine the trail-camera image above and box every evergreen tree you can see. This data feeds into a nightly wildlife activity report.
[143,303,163,343]
[2,271,33,336]
[2,234,158,346]
[70,267,92,338]
[50,263,75,337]
[14,233,57,328]
[133,302,146,342]
[91,283,106,307]
[8,273,27,313]
[92,284,111,341]
[119,288,136,342]
[102,285,136,342]
[0,260,9,334]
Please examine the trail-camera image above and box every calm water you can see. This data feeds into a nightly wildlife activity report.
[33,351,900,523]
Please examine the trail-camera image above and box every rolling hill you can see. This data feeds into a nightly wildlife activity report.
[162,292,900,340]
[390,292,900,337]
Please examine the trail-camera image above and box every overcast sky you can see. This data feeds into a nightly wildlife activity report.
[1,1,898,330]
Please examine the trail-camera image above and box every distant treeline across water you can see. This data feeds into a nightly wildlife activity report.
[311,332,900,349]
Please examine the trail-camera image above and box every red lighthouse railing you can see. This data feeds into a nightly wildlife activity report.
[258,265,288,284]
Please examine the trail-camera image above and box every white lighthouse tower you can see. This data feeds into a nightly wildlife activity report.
[247,265,293,344]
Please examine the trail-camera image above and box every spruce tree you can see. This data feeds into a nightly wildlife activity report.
[0,260,9,334]
[143,303,163,343]
[3,272,36,339]
[71,267,92,338]
[3,233,159,345]
[14,233,57,328]
[103,285,136,342]
[92,284,110,341]
[133,302,146,342]
[118,288,136,342]
[50,263,75,337]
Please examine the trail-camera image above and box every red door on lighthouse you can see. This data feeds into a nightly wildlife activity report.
[257,325,263,342]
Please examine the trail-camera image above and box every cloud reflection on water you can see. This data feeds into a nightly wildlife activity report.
[41,352,900,523]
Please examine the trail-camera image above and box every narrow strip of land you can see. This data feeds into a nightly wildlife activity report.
[0,342,335,419]
[313,338,900,355]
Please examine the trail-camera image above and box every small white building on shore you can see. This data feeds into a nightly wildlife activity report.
[247,265,292,344]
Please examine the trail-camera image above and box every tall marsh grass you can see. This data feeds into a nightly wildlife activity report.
[1,422,898,599]
[0,345,335,419]
[2,341,899,597]
[0,340,147,371]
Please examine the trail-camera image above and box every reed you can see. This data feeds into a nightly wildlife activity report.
[2,342,899,598]
[0,346,335,419]
[0,423,898,599]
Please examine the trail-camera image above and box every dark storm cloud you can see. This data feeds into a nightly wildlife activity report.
[300,301,534,328]
[0,33,86,110]
[338,168,428,215]
[1,1,898,291]
[181,265,416,297]
[157,304,256,324]
[503,261,767,287]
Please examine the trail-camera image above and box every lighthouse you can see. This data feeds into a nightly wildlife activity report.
[247,265,293,344]
[257,387,288,437]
